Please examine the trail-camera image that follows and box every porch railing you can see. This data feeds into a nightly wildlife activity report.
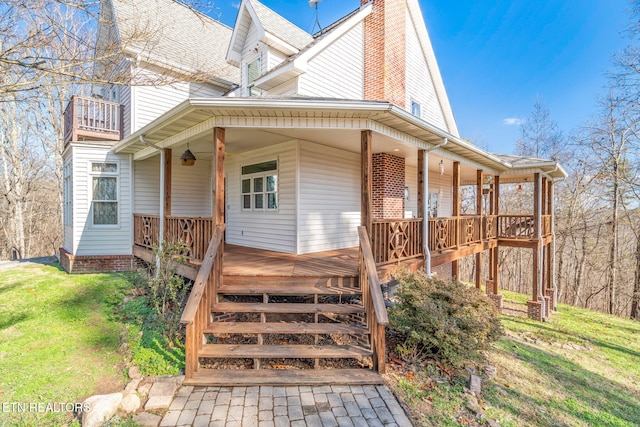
[370,218,423,265]
[63,95,123,144]
[358,226,388,374]
[180,224,225,379]
[165,216,214,262]
[133,214,213,262]
[497,215,535,239]
[133,214,160,250]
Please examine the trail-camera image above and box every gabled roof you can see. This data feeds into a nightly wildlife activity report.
[107,0,238,86]
[227,0,314,65]
[252,3,373,90]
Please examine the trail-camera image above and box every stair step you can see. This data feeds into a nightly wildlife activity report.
[204,322,368,335]
[198,344,373,359]
[211,302,364,314]
[184,368,383,386]
[220,276,361,295]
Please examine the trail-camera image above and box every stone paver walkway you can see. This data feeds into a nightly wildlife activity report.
[159,384,413,427]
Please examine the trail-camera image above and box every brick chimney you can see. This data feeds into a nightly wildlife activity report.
[361,0,406,108]
[372,153,405,219]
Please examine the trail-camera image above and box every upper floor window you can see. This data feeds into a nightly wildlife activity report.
[247,57,262,96]
[90,162,119,225]
[241,160,278,211]
[411,101,421,117]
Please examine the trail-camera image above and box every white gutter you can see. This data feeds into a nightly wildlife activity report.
[421,137,447,276]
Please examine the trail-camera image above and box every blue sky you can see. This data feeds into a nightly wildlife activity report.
[211,0,631,154]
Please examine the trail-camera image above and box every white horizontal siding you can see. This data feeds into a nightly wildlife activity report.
[405,163,418,218]
[226,140,297,253]
[63,154,74,252]
[267,48,288,71]
[298,141,360,253]
[133,155,160,215]
[170,156,211,216]
[132,82,190,132]
[405,8,447,129]
[429,172,452,217]
[73,146,132,255]
[298,22,363,100]
[404,165,453,218]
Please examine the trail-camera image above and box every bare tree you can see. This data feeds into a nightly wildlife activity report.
[516,97,565,161]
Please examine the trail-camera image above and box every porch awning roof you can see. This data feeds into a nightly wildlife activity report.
[113,97,567,180]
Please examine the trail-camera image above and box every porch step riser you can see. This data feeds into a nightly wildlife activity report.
[211,302,365,315]
[184,369,383,386]
[204,322,368,335]
[198,344,372,359]
[221,276,360,295]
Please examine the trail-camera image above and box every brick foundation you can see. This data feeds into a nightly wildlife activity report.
[545,288,556,311]
[487,293,504,310]
[372,153,405,219]
[59,247,136,274]
[527,300,544,322]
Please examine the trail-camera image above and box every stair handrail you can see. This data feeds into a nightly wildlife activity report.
[180,224,225,379]
[357,226,388,374]
[180,224,225,325]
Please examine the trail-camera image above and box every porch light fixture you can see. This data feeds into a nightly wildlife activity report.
[180,145,196,166]
[439,160,445,175]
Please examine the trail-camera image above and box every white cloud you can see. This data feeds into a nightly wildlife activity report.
[503,117,525,126]
[231,1,240,8]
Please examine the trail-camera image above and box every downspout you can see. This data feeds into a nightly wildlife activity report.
[422,138,448,277]
[140,136,164,271]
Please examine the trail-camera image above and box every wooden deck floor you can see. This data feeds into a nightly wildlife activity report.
[223,244,359,277]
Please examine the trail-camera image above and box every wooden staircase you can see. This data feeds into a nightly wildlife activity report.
[180,226,388,386]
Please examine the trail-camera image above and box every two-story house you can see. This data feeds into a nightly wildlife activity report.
[60,0,567,385]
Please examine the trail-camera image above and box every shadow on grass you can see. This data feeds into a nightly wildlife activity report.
[505,317,640,360]
[0,282,23,296]
[486,340,640,427]
[0,312,30,330]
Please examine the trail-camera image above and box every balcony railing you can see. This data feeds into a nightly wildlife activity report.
[63,95,122,144]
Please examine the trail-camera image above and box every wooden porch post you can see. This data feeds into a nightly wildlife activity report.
[533,173,544,314]
[451,162,460,280]
[493,175,500,294]
[164,149,172,217]
[213,128,225,226]
[361,130,372,233]
[159,150,166,251]
[475,169,483,289]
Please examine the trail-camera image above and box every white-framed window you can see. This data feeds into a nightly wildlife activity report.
[247,57,262,96]
[63,159,73,226]
[90,161,119,225]
[241,160,278,212]
[411,101,421,117]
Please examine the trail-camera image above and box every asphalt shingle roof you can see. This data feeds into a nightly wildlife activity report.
[248,0,313,50]
[110,0,238,85]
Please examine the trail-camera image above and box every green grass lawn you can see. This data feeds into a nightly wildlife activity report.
[0,261,134,426]
[388,288,640,427]
[483,289,640,427]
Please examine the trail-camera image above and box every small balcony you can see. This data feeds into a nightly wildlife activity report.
[63,95,123,144]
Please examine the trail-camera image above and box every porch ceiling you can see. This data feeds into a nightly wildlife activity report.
[114,98,567,181]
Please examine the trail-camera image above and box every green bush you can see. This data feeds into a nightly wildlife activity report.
[389,270,503,368]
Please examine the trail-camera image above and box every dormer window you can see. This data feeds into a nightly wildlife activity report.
[247,57,262,96]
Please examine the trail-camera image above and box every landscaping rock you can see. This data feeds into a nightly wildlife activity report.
[468,375,482,395]
[119,392,141,414]
[82,393,123,427]
[487,418,501,427]
[125,379,141,392]
[133,411,162,427]
[129,366,142,380]
[483,365,497,381]
[465,395,483,415]
[137,381,152,398]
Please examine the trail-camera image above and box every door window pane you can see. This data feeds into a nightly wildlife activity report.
[253,177,263,193]
[242,179,250,194]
